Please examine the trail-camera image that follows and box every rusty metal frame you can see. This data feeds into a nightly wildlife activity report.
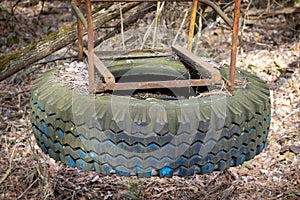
[95,45,223,92]
[72,0,241,94]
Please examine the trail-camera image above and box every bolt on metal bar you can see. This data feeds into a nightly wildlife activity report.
[229,0,241,93]
[85,0,95,93]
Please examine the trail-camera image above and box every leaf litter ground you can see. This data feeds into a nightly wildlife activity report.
[0,1,299,199]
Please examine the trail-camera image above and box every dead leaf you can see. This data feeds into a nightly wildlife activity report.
[290,145,300,154]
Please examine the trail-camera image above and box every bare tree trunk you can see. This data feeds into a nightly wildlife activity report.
[0,2,141,82]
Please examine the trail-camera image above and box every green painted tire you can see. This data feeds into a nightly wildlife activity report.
[30,61,270,177]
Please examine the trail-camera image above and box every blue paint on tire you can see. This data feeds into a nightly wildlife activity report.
[67,156,76,167]
[265,114,270,122]
[160,167,173,177]
[116,169,129,176]
[246,151,254,160]
[58,129,63,138]
[42,144,48,154]
[78,149,86,159]
[201,163,214,174]
[76,159,86,169]
[248,127,254,134]
[37,101,44,110]
[57,142,61,149]
[236,154,245,165]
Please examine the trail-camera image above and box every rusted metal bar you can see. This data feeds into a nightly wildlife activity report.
[188,0,198,51]
[93,45,223,92]
[85,0,95,93]
[96,78,219,92]
[74,0,84,60]
[92,45,224,92]
[172,45,222,83]
[229,0,241,93]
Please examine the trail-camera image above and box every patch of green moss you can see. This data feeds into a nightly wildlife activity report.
[0,51,21,71]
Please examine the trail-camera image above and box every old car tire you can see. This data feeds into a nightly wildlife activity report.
[30,66,270,177]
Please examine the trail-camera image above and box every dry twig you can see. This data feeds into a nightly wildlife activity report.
[281,107,300,125]
[0,144,18,184]
[152,1,162,48]
[17,178,40,199]
[172,10,189,46]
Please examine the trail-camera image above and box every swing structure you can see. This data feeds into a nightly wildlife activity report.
[71,0,241,94]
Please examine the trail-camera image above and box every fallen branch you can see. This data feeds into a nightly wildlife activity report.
[0,2,141,82]
[16,178,40,199]
[0,144,18,185]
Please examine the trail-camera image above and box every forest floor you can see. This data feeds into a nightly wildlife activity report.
[0,1,299,199]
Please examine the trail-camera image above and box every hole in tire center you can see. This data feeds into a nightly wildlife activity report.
[99,57,212,99]
[106,74,209,100]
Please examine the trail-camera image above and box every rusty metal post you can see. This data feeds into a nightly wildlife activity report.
[75,0,83,61]
[188,0,198,51]
[229,0,241,93]
[85,0,95,93]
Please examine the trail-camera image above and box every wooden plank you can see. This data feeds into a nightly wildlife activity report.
[171,45,222,82]
[84,49,116,88]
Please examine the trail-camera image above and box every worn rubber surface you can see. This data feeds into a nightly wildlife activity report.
[30,66,270,177]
